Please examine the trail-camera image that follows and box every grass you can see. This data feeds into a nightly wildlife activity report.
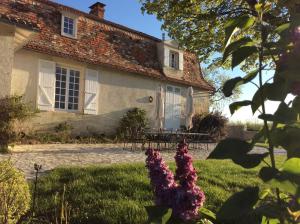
[31,158,284,224]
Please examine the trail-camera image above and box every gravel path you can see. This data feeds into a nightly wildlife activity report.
[0,143,286,179]
[0,144,214,179]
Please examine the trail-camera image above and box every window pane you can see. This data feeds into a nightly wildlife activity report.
[55,66,67,109]
[67,69,80,111]
[63,16,74,36]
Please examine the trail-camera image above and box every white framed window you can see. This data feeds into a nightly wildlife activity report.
[61,14,77,38]
[55,65,80,111]
[169,51,179,70]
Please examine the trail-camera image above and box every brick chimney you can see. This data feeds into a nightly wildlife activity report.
[89,2,106,19]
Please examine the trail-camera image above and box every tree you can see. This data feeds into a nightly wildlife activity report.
[140,0,288,70]
[203,67,241,111]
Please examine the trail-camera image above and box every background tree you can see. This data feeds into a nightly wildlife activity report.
[140,0,288,71]
[203,67,241,111]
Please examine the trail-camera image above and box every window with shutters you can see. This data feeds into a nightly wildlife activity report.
[55,65,80,111]
[169,51,179,70]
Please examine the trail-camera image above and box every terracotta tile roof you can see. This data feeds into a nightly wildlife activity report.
[0,0,213,91]
[0,1,39,30]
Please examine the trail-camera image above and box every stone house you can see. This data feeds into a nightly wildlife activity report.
[0,0,213,135]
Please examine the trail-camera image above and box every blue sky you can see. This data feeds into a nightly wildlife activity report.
[54,0,284,123]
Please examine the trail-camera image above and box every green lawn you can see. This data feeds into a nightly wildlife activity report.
[31,159,283,224]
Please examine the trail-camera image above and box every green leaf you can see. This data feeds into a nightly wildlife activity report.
[258,102,297,123]
[229,100,252,115]
[274,23,290,34]
[222,77,243,97]
[223,37,254,63]
[264,159,300,195]
[162,209,172,224]
[259,167,279,182]
[208,138,267,168]
[251,84,269,113]
[233,153,269,169]
[199,207,216,221]
[282,158,300,178]
[259,188,273,200]
[270,125,300,158]
[208,138,252,160]
[145,206,170,224]
[224,15,255,47]
[251,80,288,113]
[231,46,258,69]
[222,69,258,97]
[261,216,280,224]
[216,187,259,222]
[265,79,289,101]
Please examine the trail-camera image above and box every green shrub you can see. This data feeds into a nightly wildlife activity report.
[0,161,30,224]
[54,122,73,143]
[117,108,149,140]
[0,96,33,153]
[191,111,228,141]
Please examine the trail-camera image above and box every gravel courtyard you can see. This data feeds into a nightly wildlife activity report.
[0,143,214,179]
[0,143,285,179]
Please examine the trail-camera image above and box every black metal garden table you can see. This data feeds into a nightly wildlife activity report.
[145,130,211,150]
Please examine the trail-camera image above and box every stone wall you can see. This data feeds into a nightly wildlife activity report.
[0,23,14,97]
[12,49,210,135]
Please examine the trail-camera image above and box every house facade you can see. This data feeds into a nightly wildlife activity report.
[0,0,213,135]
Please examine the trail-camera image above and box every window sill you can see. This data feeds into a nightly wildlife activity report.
[61,33,77,40]
[54,109,81,114]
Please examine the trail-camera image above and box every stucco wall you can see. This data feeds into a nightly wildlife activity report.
[0,23,15,97]
[12,49,210,135]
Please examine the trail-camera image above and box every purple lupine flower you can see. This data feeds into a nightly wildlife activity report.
[172,185,206,221]
[173,142,206,221]
[145,143,205,222]
[145,148,177,207]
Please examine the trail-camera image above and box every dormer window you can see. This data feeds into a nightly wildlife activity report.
[169,51,179,70]
[61,13,77,39]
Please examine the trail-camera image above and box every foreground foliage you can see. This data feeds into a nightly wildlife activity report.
[0,96,33,153]
[0,161,30,224]
[207,1,300,223]
[145,143,205,223]
[25,159,272,224]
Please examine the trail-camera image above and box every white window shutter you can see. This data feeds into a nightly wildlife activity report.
[38,60,56,111]
[164,47,169,67]
[84,69,99,115]
[179,52,184,70]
